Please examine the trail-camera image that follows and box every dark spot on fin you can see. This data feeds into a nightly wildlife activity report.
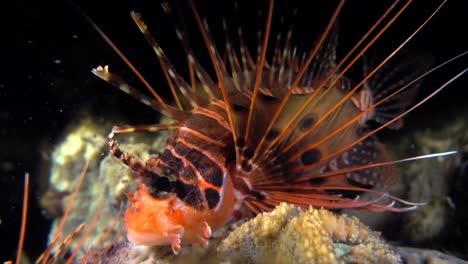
[232,104,248,112]
[309,177,326,185]
[301,149,321,165]
[300,114,316,130]
[266,129,280,141]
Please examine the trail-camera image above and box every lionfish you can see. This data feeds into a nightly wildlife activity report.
[47,0,463,257]
[86,0,466,253]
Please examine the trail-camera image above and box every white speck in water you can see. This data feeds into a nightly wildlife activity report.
[446,196,456,209]
[54,59,62,64]
[73,34,78,39]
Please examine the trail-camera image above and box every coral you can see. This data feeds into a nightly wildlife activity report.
[43,117,120,257]
[217,203,401,264]
[40,117,169,259]
[399,114,468,243]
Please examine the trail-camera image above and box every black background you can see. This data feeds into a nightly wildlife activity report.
[1,0,467,261]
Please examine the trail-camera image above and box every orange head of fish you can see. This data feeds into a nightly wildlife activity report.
[124,179,213,254]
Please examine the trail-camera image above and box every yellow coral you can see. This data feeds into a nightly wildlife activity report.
[218,203,400,264]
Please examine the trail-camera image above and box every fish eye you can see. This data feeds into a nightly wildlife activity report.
[156,176,174,192]
[148,176,175,199]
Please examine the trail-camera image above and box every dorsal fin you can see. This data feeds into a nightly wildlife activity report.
[246,0,346,167]
[73,3,174,114]
[92,66,189,121]
[250,0,412,167]
[160,1,221,100]
[243,0,275,167]
[130,11,210,110]
[358,51,433,129]
[189,0,243,161]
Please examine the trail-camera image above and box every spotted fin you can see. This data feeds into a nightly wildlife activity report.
[327,136,399,188]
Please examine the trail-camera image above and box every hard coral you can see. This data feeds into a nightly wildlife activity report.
[218,203,401,264]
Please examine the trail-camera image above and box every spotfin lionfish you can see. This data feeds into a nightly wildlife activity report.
[70,0,465,255]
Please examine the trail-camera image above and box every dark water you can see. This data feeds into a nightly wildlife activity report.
[2,0,467,261]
